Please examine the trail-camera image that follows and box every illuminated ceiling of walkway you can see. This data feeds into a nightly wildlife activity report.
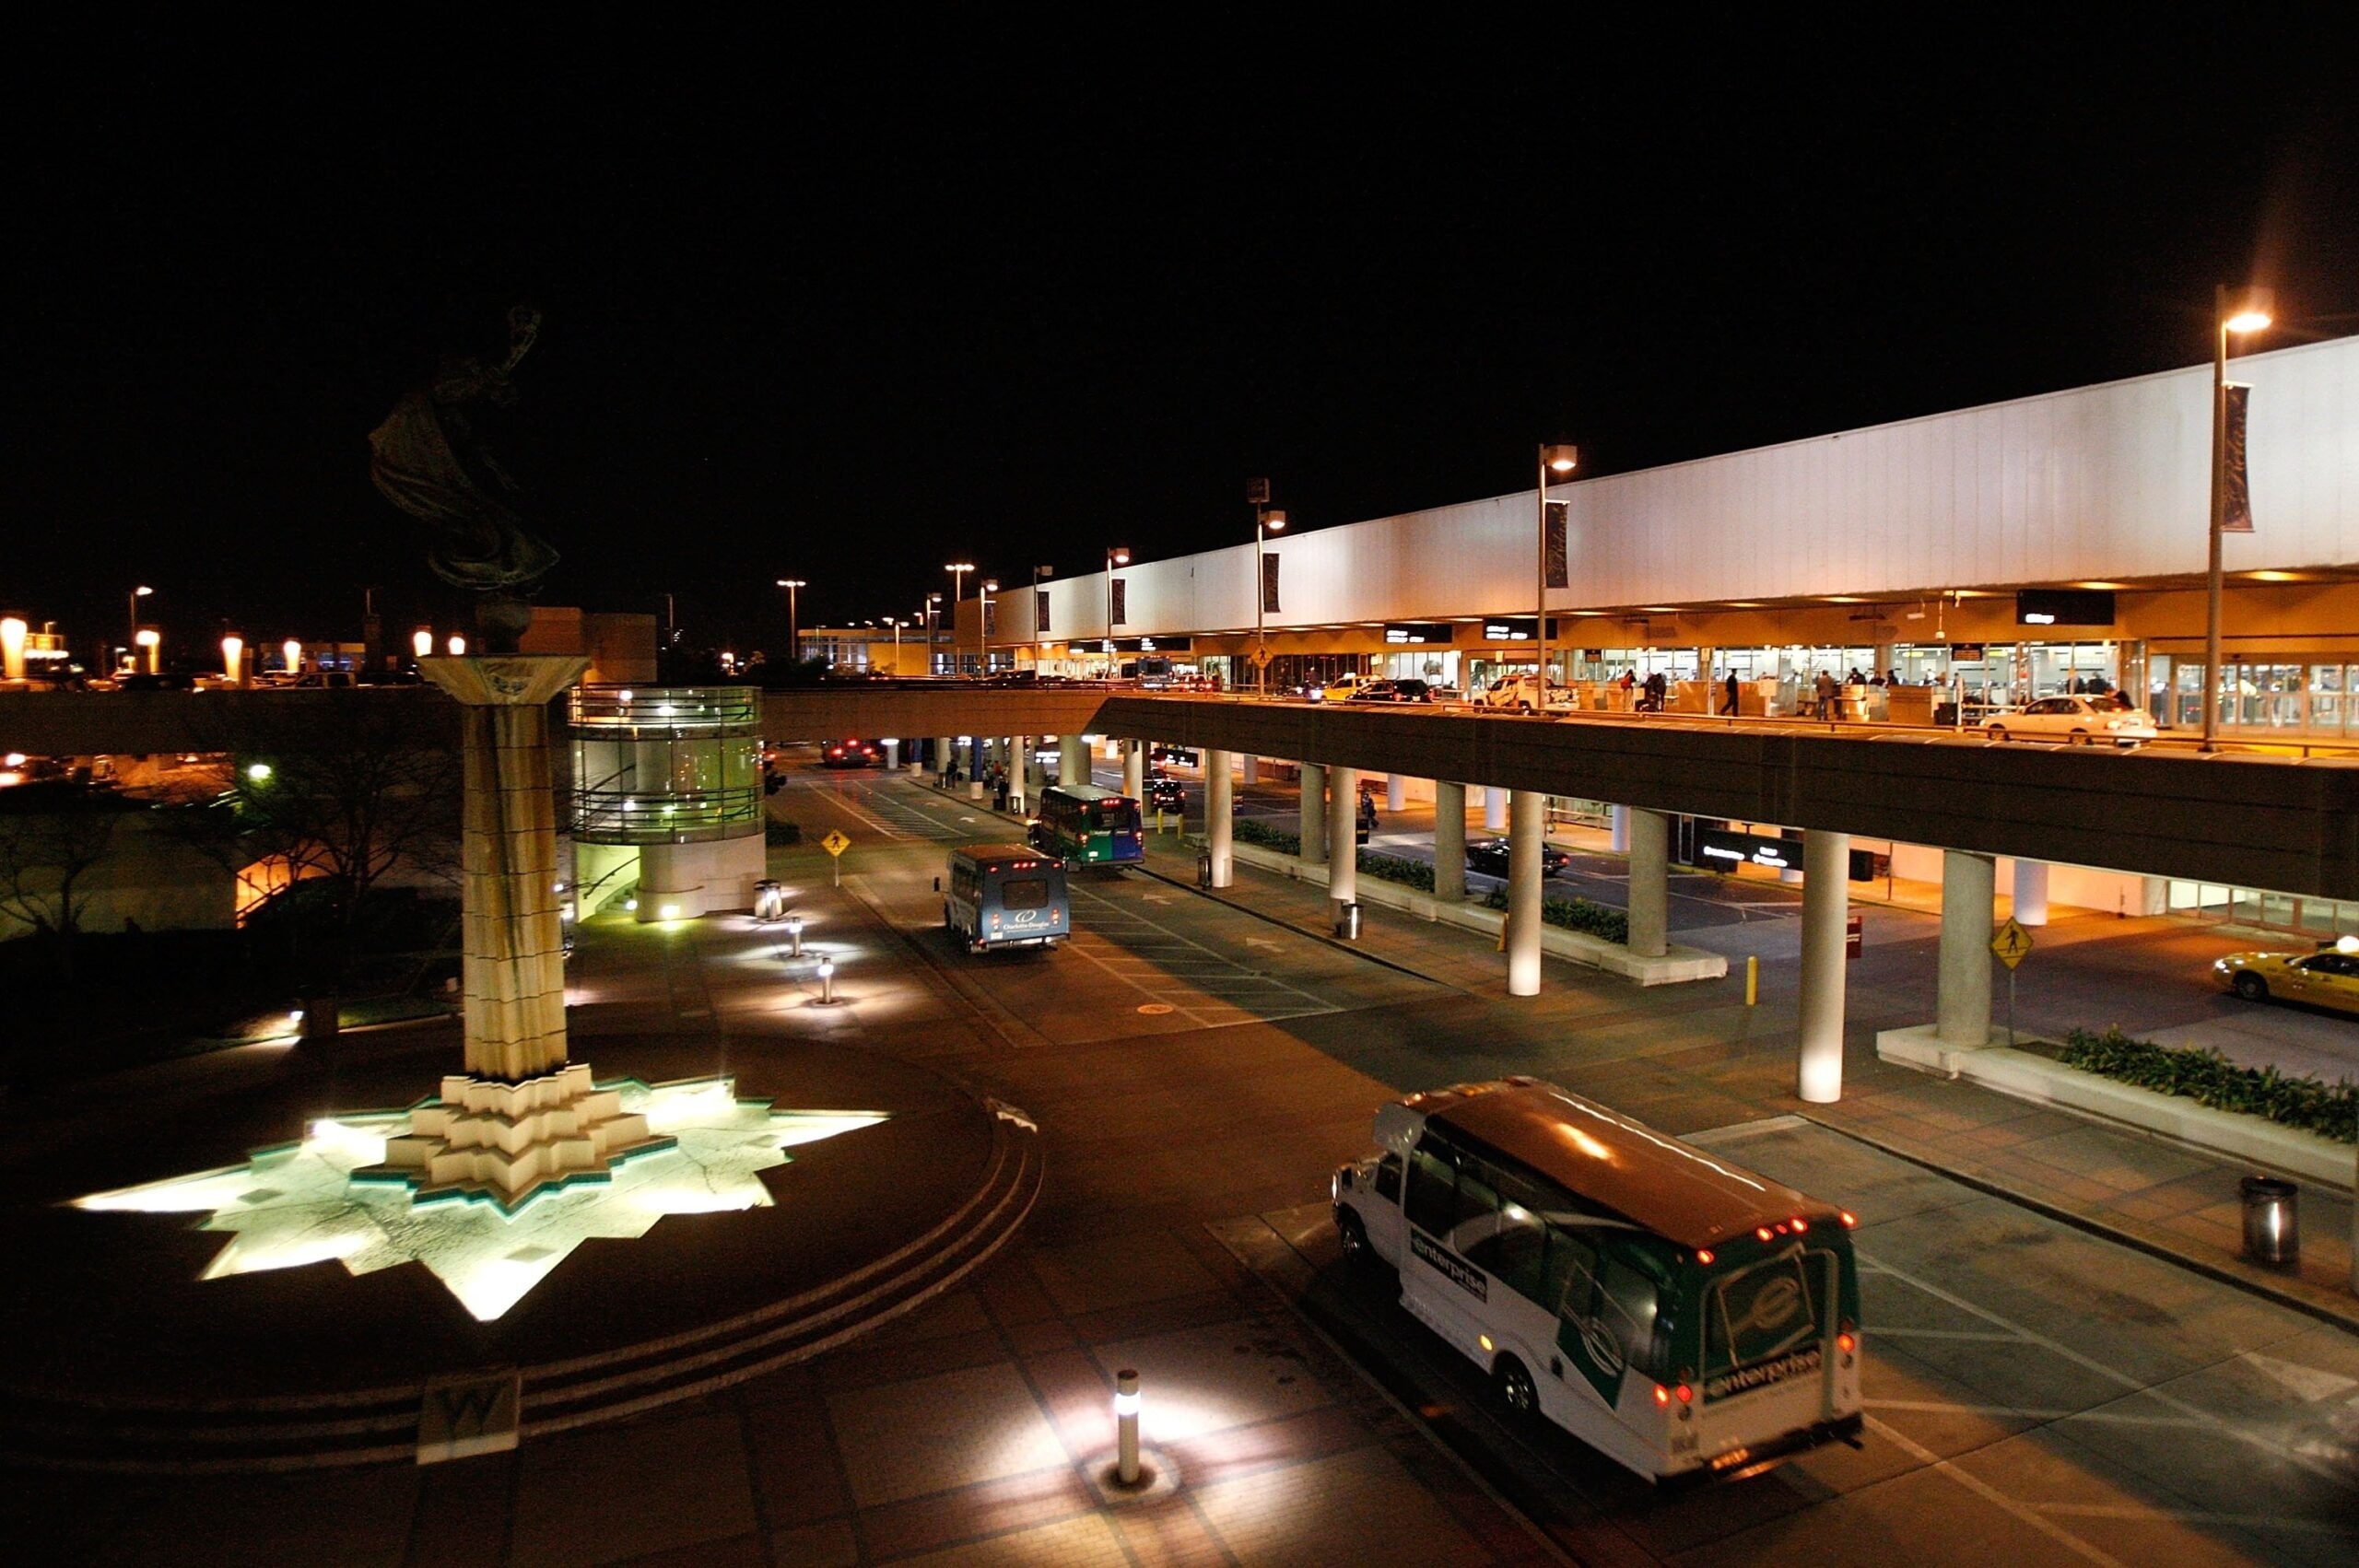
[75,1077,886,1322]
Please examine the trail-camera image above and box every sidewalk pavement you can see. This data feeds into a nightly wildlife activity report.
[1143,833,2359,1338]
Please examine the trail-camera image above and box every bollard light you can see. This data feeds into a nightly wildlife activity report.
[787,915,804,957]
[1114,1368,1142,1484]
[282,638,302,678]
[447,634,467,657]
[412,627,433,659]
[817,954,836,1004]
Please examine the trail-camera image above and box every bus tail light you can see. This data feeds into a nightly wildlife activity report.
[1839,1211,1858,1228]
[1674,1383,1693,1404]
[1837,1318,1858,1366]
[1652,1384,1671,1407]
[1695,1248,1713,1265]
[1790,1217,1808,1233]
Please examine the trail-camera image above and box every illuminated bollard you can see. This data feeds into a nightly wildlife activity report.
[817,955,836,1004]
[1114,1368,1141,1485]
[786,915,804,959]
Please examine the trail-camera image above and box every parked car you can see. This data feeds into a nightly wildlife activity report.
[1346,679,1437,704]
[821,738,881,768]
[1476,673,1569,712]
[1983,695,2157,746]
[2213,945,2359,1014]
[1464,837,1572,878]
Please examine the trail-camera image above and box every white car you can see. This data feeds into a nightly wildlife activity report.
[1477,673,1570,713]
[1984,695,2158,746]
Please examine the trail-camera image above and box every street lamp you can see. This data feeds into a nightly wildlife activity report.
[281,638,302,680]
[1251,485,1287,696]
[134,627,160,673]
[127,584,153,669]
[412,627,433,661]
[945,564,975,675]
[2202,285,2272,750]
[1030,564,1054,674]
[447,634,467,657]
[1105,548,1131,679]
[220,634,244,685]
[775,579,807,666]
[925,593,944,675]
[1536,443,1580,697]
[980,579,999,674]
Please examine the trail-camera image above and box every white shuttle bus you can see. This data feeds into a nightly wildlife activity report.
[1332,1078,1863,1482]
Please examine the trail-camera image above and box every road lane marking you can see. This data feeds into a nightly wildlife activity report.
[1863,1415,2125,1567]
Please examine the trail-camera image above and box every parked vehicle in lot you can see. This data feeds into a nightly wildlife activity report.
[942,844,1070,953]
[821,738,881,768]
[1465,838,1570,878]
[1982,695,2157,746]
[1478,673,1569,712]
[2213,944,2359,1014]
[1347,678,1437,704]
[1332,1078,1862,1482]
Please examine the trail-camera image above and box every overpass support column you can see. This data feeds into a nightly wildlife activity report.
[882,738,900,769]
[1483,786,1508,832]
[1328,766,1358,914]
[1022,737,1045,807]
[1627,808,1669,958]
[1242,753,1259,785]
[1938,850,1995,1047]
[1610,804,1630,854]
[935,735,954,782]
[1059,733,1089,789]
[1300,764,1328,868]
[1122,740,1145,802]
[1385,773,1405,812]
[1797,830,1851,1103]
[2013,860,2049,927]
[968,736,985,799]
[1508,790,1544,996]
[1434,782,1467,902]
[1205,749,1233,887]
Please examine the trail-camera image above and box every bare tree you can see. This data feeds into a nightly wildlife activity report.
[0,783,133,979]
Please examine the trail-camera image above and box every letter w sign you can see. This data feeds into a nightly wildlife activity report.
[417,1369,522,1464]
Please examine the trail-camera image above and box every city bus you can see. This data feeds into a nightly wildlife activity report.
[1332,1078,1862,1483]
[1028,784,1144,866]
[941,844,1070,953]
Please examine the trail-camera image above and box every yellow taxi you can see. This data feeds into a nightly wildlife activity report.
[2213,941,2359,1014]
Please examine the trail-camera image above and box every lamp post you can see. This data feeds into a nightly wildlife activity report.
[134,627,160,673]
[925,594,943,675]
[775,579,807,668]
[2202,285,2273,750]
[1105,547,1130,679]
[945,563,975,676]
[1251,485,1287,697]
[886,616,904,673]
[127,584,153,671]
[1536,444,1579,698]
[412,627,434,661]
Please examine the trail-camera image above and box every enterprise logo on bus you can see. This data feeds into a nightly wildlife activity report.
[1705,1345,1821,1401]
[1410,1231,1488,1302]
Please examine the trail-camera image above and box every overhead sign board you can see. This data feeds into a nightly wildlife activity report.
[1383,622,1452,645]
[1696,827,1801,873]
[2016,590,2116,627]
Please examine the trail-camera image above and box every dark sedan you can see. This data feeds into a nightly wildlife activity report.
[1144,777,1187,812]
[1465,838,1571,878]
[1346,679,1436,703]
[820,739,881,768]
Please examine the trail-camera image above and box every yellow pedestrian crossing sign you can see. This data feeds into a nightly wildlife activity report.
[1990,917,2034,970]
[1249,643,1274,669]
[821,830,851,858]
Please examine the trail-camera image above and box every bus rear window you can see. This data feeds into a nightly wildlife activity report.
[1090,800,1141,831]
[998,877,1052,909]
[1706,1252,1823,1374]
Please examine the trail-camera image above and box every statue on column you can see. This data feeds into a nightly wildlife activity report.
[368,306,557,651]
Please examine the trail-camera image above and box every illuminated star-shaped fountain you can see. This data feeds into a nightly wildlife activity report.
[74,1077,886,1322]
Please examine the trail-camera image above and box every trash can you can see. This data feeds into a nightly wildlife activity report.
[2240,1175,2299,1269]
[1197,851,1213,888]
[1335,901,1361,941]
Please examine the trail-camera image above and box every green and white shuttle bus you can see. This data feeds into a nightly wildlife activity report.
[1332,1077,1863,1482]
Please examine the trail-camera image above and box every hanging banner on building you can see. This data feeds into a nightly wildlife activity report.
[1109,578,1127,626]
[1036,588,1050,634]
[1262,550,1282,614]
[982,597,997,638]
[1544,501,1570,589]
[2222,381,2254,532]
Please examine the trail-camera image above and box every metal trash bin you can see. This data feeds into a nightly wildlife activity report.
[2240,1175,2299,1269]
[1335,901,1361,941]
[1197,851,1213,888]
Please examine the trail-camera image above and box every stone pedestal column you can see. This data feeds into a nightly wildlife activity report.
[1434,782,1467,901]
[1798,830,1851,1103]
[1938,850,1995,1046]
[1300,763,1328,867]
[1627,807,1669,959]
[1205,748,1233,887]
[1508,790,1544,996]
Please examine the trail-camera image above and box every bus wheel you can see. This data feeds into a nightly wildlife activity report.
[1493,1355,1538,1421]
[1335,1209,1370,1267]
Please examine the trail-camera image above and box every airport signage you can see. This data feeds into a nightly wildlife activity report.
[1697,828,1800,872]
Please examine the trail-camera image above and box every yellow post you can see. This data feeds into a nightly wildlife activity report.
[1496,913,1508,953]
[1745,954,1758,1006]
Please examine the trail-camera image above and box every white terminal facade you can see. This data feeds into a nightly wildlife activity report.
[941,333,2359,936]
[950,333,2356,732]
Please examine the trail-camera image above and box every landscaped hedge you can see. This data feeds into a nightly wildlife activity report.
[1234,819,1300,856]
[2059,1026,2358,1145]
[1356,850,1436,892]
[765,820,803,845]
[1481,886,1631,944]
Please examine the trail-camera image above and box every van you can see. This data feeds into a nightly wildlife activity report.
[942,844,1071,953]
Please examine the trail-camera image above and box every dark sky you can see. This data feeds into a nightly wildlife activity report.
[6,21,2354,658]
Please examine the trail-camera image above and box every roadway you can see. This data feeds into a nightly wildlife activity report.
[772,755,2359,1563]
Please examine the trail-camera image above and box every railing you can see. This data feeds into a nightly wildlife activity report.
[572,785,765,844]
[569,685,759,731]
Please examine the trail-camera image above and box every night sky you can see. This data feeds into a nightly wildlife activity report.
[7,22,2355,659]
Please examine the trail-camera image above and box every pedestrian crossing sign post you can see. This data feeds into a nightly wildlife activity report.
[821,830,851,886]
[1991,918,2033,1046]
[1249,643,1273,670]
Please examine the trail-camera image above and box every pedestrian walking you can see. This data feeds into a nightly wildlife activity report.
[1814,670,1840,720]
[1722,671,1741,716]
[1358,787,1379,834]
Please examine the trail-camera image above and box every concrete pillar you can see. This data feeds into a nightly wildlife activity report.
[1242,754,1259,784]
[1385,774,1405,813]
[968,735,985,798]
[1797,830,1852,1103]
[1205,748,1233,887]
[1483,785,1508,832]
[1060,732,1088,789]
[1938,850,1995,1047]
[1122,740,1145,802]
[882,738,900,769]
[1610,803,1630,854]
[1627,807,1669,959]
[2138,875,2168,917]
[1872,642,1895,681]
[1301,763,1329,867]
[1508,790,1545,996]
[1328,766,1358,908]
[1434,782,1467,902]
[1022,737,1045,806]
[2013,859,2049,927]
[936,735,955,779]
